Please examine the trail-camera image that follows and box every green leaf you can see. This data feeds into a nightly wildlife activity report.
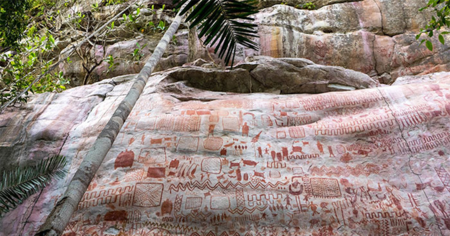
[48,34,55,46]
[0,155,67,215]
[439,34,445,44]
[175,0,259,66]
[419,39,425,45]
[426,40,433,51]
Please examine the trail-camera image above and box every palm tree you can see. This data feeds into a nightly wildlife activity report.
[36,1,259,235]
[0,155,67,216]
[178,0,259,65]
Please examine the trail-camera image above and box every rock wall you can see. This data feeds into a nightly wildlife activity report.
[188,0,450,83]
[1,0,450,234]
[50,0,449,86]
[54,1,191,86]
[1,63,450,234]
[252,0,450,81]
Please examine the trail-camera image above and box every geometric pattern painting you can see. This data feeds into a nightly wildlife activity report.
[310,178,341,198]
[57,73,450,236]
[132,183,164,207]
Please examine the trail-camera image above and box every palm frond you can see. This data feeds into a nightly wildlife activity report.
[0,155,67,215]
[176,0,259,66]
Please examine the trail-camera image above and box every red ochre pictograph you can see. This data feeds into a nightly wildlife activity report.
[64,83,450,235]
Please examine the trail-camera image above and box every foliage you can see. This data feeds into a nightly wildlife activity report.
[417,0,450,51]
[1,33,69,106]
[63,0,76,8]
[92,3,100,12]
[147,20,167,32]
[104,0,127,6]
[122,7,140,28]
[145,5,167,33]
[0,155,67,215]
[1,0,259,108]
[296,2,316,10]
[175,0,259,66]
[109,21,115,30]
[157,20,166,31]
[172,35,178,45]
[148,4,165,14]
[0,0,73,108]
[0,0,31,50]
[73,12,86,29]
[31,0,57,8]
[104,55,117,73]
[131,42,147,61]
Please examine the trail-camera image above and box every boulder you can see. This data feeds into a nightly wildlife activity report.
[247,56,378,93]
[168,56,378,93]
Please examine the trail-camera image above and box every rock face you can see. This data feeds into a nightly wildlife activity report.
[1,65,450,235]
[59,29,190,87]
[250,0,450,81]
[193,0,448,82]
[44,0,450,86]
[168,56,378,93]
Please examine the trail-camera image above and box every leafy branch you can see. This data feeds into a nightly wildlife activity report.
[0,155,67,216]
[0,0,139,113]
[176,0,259,66]
[416,0,450,51]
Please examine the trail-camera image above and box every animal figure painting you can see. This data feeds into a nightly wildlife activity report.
[61,81,450,235]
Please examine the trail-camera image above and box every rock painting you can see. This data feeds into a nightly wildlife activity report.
[54,77,450,235]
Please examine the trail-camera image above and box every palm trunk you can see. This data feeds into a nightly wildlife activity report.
[35,10,185,236]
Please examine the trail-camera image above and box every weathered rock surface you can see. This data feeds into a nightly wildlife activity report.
[250,1,449,79]
[245,56,377,93]
[202,0,450,82]
[43,0,450,86]
[1,66,450,235]
[259,0,362,9]
[169,56,378,93]
[59,31,190,87]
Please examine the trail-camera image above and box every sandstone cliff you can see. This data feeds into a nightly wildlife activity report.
[1,0,450,235]
[1,60,450,234]
[48,0,448,85]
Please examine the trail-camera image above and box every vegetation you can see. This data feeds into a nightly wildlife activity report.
[0,0,70,109]
[296,2,316,10]
[417,0,450,51]
[0,0,260,111]
[175,0,259,66]
[0,0,135,109]
[0,32,69,106]
[104,55,117,74]
[280,2,316,10]
[0,0,30,50]
[105,0,127,6]
[131,42,147,62]
[0,155,67,216]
